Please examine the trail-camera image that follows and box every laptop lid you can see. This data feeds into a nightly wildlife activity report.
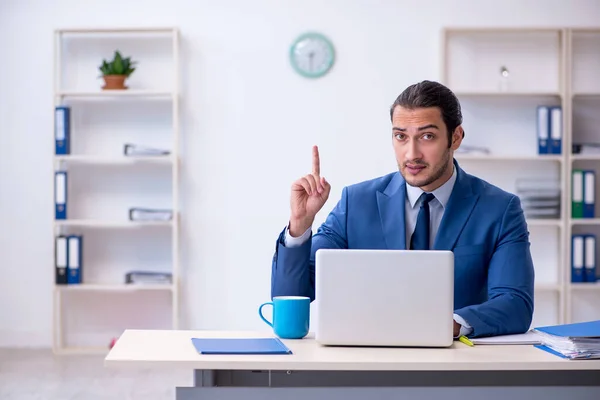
[314,249,454,347]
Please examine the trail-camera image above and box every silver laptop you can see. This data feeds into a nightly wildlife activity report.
[314,249,455,347]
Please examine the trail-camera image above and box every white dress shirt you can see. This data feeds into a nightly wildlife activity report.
[284,165,473,337]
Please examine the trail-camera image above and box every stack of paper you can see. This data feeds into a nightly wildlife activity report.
[533,320,600,359]
[129,208,173,221]
[516,178,561,219]
[470,331,541,345]
[124,143,170,156]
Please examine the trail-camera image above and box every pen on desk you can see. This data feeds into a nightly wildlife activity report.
[459,335,474,347]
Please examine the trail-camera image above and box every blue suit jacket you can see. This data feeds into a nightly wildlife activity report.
[270,160,535,338]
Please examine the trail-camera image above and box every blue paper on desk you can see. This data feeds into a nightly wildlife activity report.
[191,338,293,355]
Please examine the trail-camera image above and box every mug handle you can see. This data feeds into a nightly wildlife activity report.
[258,302,273,327]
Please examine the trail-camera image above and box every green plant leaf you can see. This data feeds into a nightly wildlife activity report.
[98,50,137,77]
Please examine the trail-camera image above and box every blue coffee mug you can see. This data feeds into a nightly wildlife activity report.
[258,296,310,339]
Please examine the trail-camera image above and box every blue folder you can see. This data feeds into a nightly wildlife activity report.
[534,320,600,339]
[533,320,600,360]
[191,338,292,355]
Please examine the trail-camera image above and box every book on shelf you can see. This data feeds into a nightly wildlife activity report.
[572,169,595,219]
[55,106,70,155]
[571,233,597,283]
[537,105,562,155]
[55,234,83,285]
[55,171,67,220]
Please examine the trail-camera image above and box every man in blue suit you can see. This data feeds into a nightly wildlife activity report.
[271,80,534,338]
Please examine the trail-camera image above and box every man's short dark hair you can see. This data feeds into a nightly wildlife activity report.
[389,80,464,147]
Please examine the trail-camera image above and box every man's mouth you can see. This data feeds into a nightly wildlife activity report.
[405,164,426,175]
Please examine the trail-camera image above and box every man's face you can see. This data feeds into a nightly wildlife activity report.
[391,106,462,192]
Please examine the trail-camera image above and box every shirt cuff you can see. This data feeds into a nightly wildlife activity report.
[453,313,473,338]
[284,225,312,248]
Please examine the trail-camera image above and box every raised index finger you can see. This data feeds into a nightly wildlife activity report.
[312,145,320,177]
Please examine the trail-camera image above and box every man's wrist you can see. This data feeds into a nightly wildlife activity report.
[453,313,473,338]
[289,217,313,237]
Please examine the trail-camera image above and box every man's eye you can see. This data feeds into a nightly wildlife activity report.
[395,134,405,140]
[423,134,434,140]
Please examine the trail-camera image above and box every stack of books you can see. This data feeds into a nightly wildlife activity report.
[533,320,600,359]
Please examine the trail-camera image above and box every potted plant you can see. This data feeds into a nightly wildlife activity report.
[98,50,137,90]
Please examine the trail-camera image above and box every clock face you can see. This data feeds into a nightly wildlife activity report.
[290,32,335,78]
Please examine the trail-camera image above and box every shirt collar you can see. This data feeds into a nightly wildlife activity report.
[406,164,457,209]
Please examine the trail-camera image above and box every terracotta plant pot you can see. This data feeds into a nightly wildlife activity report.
[102,75,128,90]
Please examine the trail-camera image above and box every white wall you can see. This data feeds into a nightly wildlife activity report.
[1,0,599,347]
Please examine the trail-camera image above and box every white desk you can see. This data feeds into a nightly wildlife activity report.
[105,329,600,400]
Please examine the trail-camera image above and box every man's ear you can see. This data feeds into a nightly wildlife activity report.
[450,126,464,150]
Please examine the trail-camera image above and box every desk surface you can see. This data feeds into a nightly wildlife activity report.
[104,330,600,371]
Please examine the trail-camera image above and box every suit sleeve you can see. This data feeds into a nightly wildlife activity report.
[271,187,350,301]
[454,195,535,337]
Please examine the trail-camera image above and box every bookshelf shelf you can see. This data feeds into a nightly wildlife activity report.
[56,90,175,99]
[535,283,562,291]
[56,27,177,35]
[52,27,180,354]
[54,155,176,165]
[54,219,174,228]
[454,91,561,97]
[572,93,600,98]
[455,154,563,162]
[570,283,600,291]
[55,284,174,292]
[571,155,600,161]
[527,219,563,227]
[570,219,600,226]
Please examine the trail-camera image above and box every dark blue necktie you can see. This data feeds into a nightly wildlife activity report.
[410,193,436,250]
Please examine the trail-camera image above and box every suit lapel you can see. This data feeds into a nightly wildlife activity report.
[433,161,480,250]
[376,172,407,250]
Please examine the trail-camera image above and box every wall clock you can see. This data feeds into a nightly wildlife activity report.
[289,32,335,79]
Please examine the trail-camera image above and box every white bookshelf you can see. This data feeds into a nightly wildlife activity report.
[52,27,180,354]
[567,28,600,324]
[442,27,570,329]
[444,27,600,327]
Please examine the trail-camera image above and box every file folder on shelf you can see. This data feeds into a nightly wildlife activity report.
[549,106,562,155]
[191,338,293,355]
[67,235,82,284]
[536,105,549,154]
[572,170,584,218]
[583,170,595,218]
[55,236,68,285]
[572,235,585,283]
[584,234,597,283]
[55,106,70,155]
[55,171,67,220]
[533,320,600,360]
